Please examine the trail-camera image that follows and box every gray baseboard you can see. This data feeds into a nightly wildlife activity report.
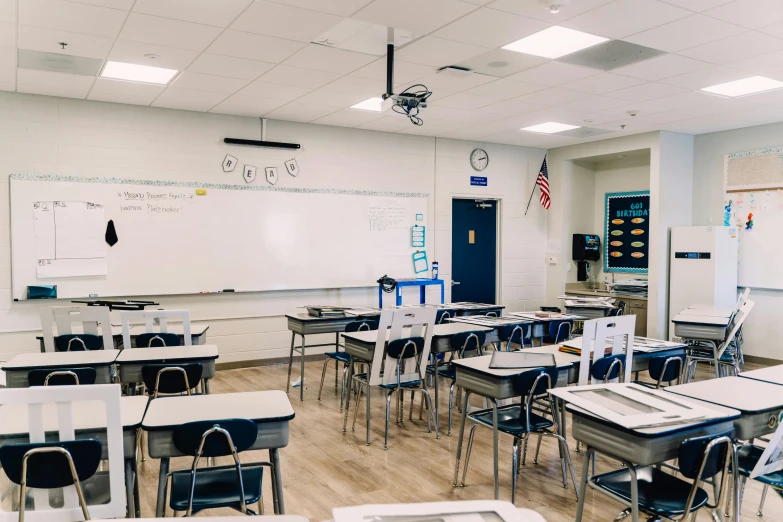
[745,354,783,367]
[216,353,327,371]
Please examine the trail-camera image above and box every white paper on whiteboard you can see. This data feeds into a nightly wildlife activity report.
[54,202,105,259]
[33,202,55,259]
[37,258,107,279]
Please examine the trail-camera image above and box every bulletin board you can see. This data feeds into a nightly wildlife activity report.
[604,191,650,274]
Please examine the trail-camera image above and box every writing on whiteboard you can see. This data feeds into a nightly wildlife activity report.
[369,203,407,231]
[117,190,193,213]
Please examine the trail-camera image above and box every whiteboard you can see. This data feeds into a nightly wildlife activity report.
[11,174,429,300]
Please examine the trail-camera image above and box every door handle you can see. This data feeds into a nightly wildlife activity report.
[452,281,460,286]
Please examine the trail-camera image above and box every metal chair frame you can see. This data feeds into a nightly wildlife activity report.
[445,333,483,436]
[152,367,193,399]
[67,337,87,352]
[653,356,683,389]
[317,322,372,411]
[43,371,80,386]
[18,447,91,522]
[502,324,533,351]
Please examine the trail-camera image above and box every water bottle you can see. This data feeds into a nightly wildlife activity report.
[432,261,439,280]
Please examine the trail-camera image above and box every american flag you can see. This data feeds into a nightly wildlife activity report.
[536,156,550,210]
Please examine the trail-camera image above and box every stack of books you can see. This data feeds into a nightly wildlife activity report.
[607,279,648,297]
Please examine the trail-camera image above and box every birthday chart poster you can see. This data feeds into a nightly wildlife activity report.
[604,191,650,273]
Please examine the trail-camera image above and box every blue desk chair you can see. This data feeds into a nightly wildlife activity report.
[167,419,264,516]
[0,439,103,521]
[459,366,577,502]
[735,443,783,517]
[498,323,533,351]
[318,319,378,411]
[436,309,455,324]
[379,337,437,450]
[28,367,97,386]
[547,320,573,345]
[589,430,734,521]
[427,331,486,436]
[135,332,180,347]
[635,355,685,389]
[592,354,626,383]
[141,363,203,399]
[54,334,103,352]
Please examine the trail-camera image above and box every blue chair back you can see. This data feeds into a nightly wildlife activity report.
[498,323,531,345]
[450,331,486,357]
[648,354,685,383]
[173,419,258,457]
[142,363,203,396]
[435,309,454,324]
[28,367,97,386]
[678,430,735,480]
[54,333,103,352]
[547,320,573,343]
[591,354,626,382]
[512,366,559,398]
[386,337,425,360]
[136,332,181,347]
[345,319,379,333]
[0,439,102,488]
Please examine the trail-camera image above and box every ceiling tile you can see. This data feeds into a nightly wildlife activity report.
[506,62,598,85]
[68,0,133,8]
[612,54,711,80]
[514,87,589,107]
[207,30,306,63]
[608,81,689,101]
[283,44,376,74]
[151,87,228,111]
[19,0,127,38]
[657,0,733,11]
[352,0,477,34]
[17,25,114,60]
[659,65,750,89]
[679,31,783,65]
[562,72,646,94]
[350,59,435,84]
[0,47,14,67]
[486,0,614,22]
[132,0,253,28]
[630,90,728,113]
[623,14,745,52]
[705,0,783,29]
[562,95,629,112]
[416,71,496,93]
[264,0,373,17]
[432,7,548,48]
[88,77,164,105]
[258,65,341,89]
[238,80,313,102]
[172,72,250,94]
[430,92,500,109]
[395,37,489,67]
[17,68,94,98]
[295,76,383,107]
[119,14,223,52]
[462,78,544,99]
[761,22,783,39]
[455,48,549,77]
[265,102,340,122]
[108,40,199,70]
[313,108,385,127]
[209,93,288,117]
[187,53,275,80]
[0,0,16,23]
[726,49,783,75]
[0,21,14,47]
[562,0,691,39]
[397,118,473,135]
[475,99,543,115]
[231,1,343,42]
[356,115,415,132]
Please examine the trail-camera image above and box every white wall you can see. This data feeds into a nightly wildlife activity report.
[693,122,783,360]
[0,91,545,362]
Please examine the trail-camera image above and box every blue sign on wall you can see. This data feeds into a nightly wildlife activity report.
[470,176,488,186]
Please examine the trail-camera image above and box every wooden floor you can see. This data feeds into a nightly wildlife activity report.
[134,358,783,521]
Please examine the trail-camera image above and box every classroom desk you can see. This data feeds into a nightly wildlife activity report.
[506,313,586,344]
[142,390,295,517]
[448,302,506,317]
[739,364,783,386]
[683,305,735,317]
[0,395,148,518]
[116,345,219,394]
[36,325,125,352]
[566,400,739,522]
[3,350,119,388]
[451,353,576,500]
[128,324,210,347]
[341,323,494,440]
[671,313,730,341]
[445,316,533,348]
[285,313,372,401]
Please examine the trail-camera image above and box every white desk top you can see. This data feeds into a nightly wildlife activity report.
[342,323,493,345]
[129,324,209,336]
[508,312,585,322]
[452,353,571,378]
[684,305,735,317]
[5,350,119,370]
[740,364,783,386]
[524,345,581,364]
[0,395,147,435]
[671,313,730,326]
[667,377,783,413]
[116,344,218,363]
[142,390,294,430]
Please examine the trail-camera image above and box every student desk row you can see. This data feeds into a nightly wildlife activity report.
[2,345,219,391]
[35,324,211,352]
[0,390,294,519]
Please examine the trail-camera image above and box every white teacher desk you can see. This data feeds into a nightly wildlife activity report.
[116,345,219,394]
[0,395,147,518]
[3,350,119,387]
[142,390,295,517]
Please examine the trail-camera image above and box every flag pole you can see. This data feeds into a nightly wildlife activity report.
[524,155,546,215]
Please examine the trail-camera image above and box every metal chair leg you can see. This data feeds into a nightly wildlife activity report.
[448,382,455,436]
[421,388,434,434]
[340,365,348,412]
[522,436,529,465]
[409,390,415,420]
[757,484,768,516]
[533,433,543,465]
[385,390,393,450]
[512,437,520,504]
[546,432,579,499]
[351,383,363,432]
[317,358,330,401]
[460,423,478,487]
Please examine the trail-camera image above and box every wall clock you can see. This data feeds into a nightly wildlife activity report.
[470,149,489,171]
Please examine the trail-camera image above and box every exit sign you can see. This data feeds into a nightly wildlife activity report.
[470,176,487,186]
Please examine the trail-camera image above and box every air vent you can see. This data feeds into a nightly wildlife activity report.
[557,40,664,71]
[17,49,103,76]
[437,66,472,78]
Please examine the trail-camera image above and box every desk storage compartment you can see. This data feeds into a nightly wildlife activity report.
[148,421,289,459]
[5,365,112,388]
[673,322,727,340]
[119,359,216,383]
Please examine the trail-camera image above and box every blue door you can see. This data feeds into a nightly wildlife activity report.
[451,199,497,303]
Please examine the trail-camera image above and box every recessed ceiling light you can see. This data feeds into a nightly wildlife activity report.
[502,26,607,59]
[521,122,580,134]
[350,97,383,112]
[100,61,178,85]
[701,76,783,97]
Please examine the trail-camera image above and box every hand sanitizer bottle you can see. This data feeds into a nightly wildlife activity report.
[432,261,439,280]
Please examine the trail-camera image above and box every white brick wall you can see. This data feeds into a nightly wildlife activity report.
[0,91,547,362]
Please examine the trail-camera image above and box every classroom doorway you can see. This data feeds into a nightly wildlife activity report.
[451,198,498,304]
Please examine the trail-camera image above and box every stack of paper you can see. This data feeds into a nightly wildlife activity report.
[607,278,648,297]
[557,295,616,308]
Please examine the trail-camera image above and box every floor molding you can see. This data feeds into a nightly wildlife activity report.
[216,353,327,371]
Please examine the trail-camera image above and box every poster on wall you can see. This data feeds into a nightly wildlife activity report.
[604,191,650,274]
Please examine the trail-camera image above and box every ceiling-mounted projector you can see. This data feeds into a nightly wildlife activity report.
[381,29,432,126]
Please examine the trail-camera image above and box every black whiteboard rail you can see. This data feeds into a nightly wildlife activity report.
[224,138,300,149]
